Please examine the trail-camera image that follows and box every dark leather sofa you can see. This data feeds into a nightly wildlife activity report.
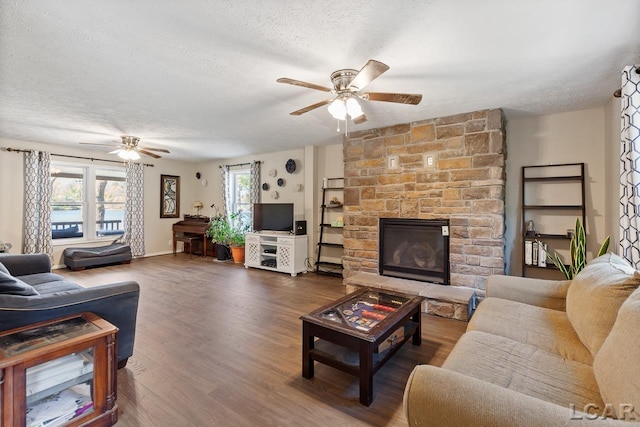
[0,253,139,368]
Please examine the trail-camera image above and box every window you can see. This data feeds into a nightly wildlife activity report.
[51,163,126,241]
[228,168,251,223]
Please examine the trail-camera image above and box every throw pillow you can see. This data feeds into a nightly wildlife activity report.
[566,253,640,357]
[593,287,640,420]
[0,270,39,296]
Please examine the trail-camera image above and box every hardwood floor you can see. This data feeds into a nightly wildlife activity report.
[58,254,467,426]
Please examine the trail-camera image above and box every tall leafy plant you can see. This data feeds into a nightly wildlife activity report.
[544,217,610,279]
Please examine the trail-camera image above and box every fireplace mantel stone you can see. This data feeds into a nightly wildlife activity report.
[345,272,477,321]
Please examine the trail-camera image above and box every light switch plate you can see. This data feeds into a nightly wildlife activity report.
[423,152,437,170]
[388,155,400,170]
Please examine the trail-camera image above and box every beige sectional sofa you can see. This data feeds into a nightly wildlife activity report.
[404,253,640,426]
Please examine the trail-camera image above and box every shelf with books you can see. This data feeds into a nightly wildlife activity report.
[521,163,586,278]
[0,313,118,427]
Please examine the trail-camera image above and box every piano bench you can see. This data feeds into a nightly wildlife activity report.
[174,236,204,258]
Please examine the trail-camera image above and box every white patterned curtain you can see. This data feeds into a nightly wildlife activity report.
[124,162,145,257]
[23,151,52,256]
[250,161,261,205]
[220,165,230,218]
[619,65,640,268]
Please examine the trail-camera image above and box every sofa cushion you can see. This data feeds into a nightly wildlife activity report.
[0,270,39,296]
[566,253,640,357]
[593,287,640,420]
[442,330,604,411]
[468,297,593,364]
[18,272,68,286]
[0,261,9,274]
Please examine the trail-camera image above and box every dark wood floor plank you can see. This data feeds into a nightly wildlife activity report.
[58,254,467,426]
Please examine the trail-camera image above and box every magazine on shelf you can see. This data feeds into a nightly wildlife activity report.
[26,384,93,427]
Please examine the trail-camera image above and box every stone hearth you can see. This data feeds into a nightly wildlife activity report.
[341,109,506,318]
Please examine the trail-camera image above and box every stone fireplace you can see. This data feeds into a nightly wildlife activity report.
[342,109,506,319]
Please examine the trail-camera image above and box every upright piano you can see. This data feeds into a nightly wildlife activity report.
[172,215,214,256]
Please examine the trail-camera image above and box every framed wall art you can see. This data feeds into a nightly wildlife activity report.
[160,174,180,218]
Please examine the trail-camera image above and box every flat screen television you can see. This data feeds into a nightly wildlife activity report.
[252,203,294,233]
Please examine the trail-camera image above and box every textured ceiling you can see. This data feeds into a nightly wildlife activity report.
[1,1,639,161]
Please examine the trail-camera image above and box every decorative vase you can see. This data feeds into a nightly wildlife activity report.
[230,246,245,264]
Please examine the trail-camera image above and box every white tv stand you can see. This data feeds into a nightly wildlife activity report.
[244,232,308,276]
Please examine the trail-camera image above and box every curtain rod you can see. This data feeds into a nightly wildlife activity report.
[613,67,640,98]
[1,147,154,167]
[219,160,261,168]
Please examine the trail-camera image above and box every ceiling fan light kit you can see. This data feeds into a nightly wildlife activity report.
[116,149,141,160]
[277,59,422,132]
[79,135,171,159]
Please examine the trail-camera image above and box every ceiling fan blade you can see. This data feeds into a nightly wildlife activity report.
[79,142,120,147]
[277,78,332,93]
[139,146,170,153]
[108,149,122,154]
[364,92,422,105]
[136,149,162,159]
[348,60,389,91]
[290,99,332,116]
[352,114,368,125]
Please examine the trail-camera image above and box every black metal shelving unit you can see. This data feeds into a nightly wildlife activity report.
[316,178,344,277]
[521,163,586,276]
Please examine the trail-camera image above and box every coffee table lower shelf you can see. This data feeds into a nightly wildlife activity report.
[302,319,420,406]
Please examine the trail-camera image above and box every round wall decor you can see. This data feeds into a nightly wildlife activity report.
[271,190,279,199]
[277,178,285,187]
[201,178,208,187]
[285,159,296,174]
[268,169,277,177]
[262,182,270,191]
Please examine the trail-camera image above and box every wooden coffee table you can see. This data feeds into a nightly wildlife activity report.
[300,287,423,405]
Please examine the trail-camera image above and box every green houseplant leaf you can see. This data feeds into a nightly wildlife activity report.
[543,217,610,280]
[206,215,232,246]
[206,212,250,247]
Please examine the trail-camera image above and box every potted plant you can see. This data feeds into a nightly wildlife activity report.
[206,215,232,261]
[543,217,610,279]
[228,212,250,264]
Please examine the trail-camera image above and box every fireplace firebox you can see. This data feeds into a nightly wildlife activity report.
[379,218,450,285]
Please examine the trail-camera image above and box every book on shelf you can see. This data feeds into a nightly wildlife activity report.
[524,240,533,265]
[538,241,547,267]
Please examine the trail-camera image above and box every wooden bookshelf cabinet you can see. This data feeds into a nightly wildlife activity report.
[0,313,118,427]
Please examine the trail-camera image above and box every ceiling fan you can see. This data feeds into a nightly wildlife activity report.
[80,135,170,160]
[277,59,422,125]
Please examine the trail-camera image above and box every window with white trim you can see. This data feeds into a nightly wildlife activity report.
[50,163,126,241]
[228,168,251,223]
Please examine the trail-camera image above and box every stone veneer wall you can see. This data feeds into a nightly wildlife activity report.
[342,108,506,291]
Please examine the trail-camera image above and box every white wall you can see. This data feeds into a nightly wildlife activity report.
[505,107,617,276]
